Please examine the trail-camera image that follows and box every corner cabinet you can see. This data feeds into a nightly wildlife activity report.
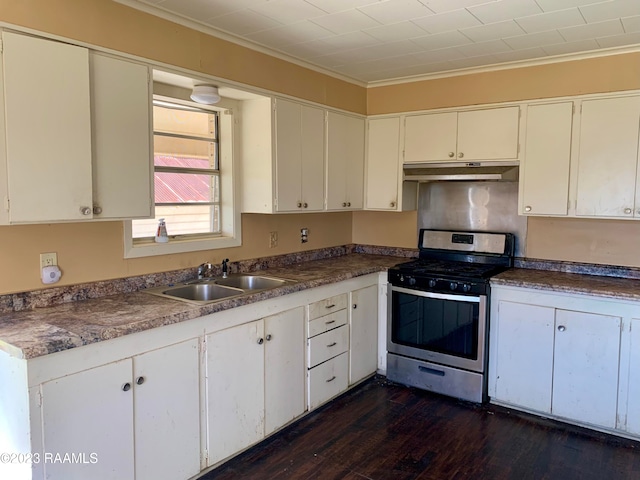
[489,285,640,437]
[404,106,520,163]
[0,30,153,224]
[326,111,365,211]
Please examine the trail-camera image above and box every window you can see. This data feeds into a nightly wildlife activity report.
[124,93,240,258]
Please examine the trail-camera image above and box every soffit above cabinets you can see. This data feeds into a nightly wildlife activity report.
[118,0,640,85]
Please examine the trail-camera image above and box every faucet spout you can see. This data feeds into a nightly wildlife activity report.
[197,262,213,279]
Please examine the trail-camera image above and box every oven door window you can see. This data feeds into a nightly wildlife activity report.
[391,290,480,360]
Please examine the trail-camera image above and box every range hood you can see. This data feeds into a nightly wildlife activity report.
[403,161,519,182]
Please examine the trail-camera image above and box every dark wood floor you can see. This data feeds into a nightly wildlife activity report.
[201,377,640,480]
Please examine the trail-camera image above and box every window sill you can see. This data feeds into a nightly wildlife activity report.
[124,234,241,259]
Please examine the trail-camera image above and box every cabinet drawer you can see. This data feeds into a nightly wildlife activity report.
[308,352,348,410]
[308,325,349,368]
[308,309,348,338]
[308,294,347,320]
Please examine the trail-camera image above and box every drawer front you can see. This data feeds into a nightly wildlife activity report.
[308,309,348,338]
[308,294,347,321]
[308,352,348,410]
[308,325,349,368]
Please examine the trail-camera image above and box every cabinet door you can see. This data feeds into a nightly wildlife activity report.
[492,301,554,413]
[40,360,134,480]
[576,96,640,218]
[349,285,378,385]
[552,310,621,429]
[521,102,573,216]
[133,339,200,480]
[2,31,93,223]
[206,321,265,465]
[624,318,640,435]
[274,99,302,212]
[264,307,305,435]
[326,112,364,210]
[300,104,325,211]
[457,106,520,161]
[404,112,457,163]
[365,117,401,210]
[90,53,152,220]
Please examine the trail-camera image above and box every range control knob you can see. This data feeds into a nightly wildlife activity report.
[408,277,416,286]
[462,284,472,293]
[428,279,437,288]
[399,275,404,283]
[449,282,458,291]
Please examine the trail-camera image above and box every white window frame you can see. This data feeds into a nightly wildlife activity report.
[123,94,241,258]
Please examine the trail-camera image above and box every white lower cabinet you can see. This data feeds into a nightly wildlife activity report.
[206,307,305,466]
[624,318,640,436]
[37,338,200,480]
[308,353,349,410]
[349,284,378,385]
[489,286,632,435]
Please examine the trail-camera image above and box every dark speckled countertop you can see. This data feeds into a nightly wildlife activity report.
[0,253,406,360]
[492,268,640,302]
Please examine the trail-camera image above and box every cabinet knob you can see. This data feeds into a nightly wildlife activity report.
[342,202,347,207]
[266,334,272,341]
[557,325,566,332]
[347,202,351,207]
[524,206,532,212]
[624,208,632,214]
[390,201,396,208]
[122,382,131,392]
[136,376,145,385]
[93,205,102,215]
[257,337,264,345]
[80,206,92,215]
[353,304,357,309]
[297,202,302,208]
[448,152,455,158]
[458,152,464,158]
[303,202,308,208]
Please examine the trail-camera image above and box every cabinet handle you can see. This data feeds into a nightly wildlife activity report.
[458,152,464,158]
[326,376,336,383]
[297,202,302,208]
[325,320,336,325]
[325,304,336,309]
[353,304,357,309]
[93,205,102,215]
[524,206,532,212]
[327,342,337,347]
[557,325,566,332]
[342,202,347,207]
[624,208,632,214]
[390,201,396,208]
[136,376,145,385]
[266,334,272,341]
[303,202,308,208]
[347,202,351,207]
[122,382,131,392]
[80,206,92,215]
[257,337,264,345]
[448,152,455,158]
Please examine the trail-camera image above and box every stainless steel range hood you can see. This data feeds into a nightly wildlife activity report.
[404,161,519,182]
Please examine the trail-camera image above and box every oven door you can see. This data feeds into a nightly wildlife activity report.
[387,285,487,373]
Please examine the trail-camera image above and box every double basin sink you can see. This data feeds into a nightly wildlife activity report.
[145,273,295,305]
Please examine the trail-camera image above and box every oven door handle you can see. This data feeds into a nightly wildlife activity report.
[390,285,481,303]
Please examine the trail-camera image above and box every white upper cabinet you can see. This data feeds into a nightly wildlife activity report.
[365,117,416,211]
[326,111,364,211]
[575,96,640,219]
[274,98,325,212]
[520,102,573,216]
[0,31,153,224]
[404,106,520,163]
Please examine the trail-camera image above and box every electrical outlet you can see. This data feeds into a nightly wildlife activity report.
[269,231,278,248]
[40,252,57,269]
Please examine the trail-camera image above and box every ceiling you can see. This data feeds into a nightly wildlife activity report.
[122,0,640,84]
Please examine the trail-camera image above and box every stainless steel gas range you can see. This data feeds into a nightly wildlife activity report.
[387,229,515,403]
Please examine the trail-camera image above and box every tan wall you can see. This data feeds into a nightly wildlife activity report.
[0,213,351,294]
[351,211,418,248]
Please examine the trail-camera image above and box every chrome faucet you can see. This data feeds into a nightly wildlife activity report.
[221,258,229,278]
[197,262,213,279]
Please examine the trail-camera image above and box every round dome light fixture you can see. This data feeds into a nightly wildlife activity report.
[190,85,220,105]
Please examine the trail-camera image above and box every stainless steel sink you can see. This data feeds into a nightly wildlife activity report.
[214,274,287,290]
[144,273,294,305]
[160,283,243,302]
